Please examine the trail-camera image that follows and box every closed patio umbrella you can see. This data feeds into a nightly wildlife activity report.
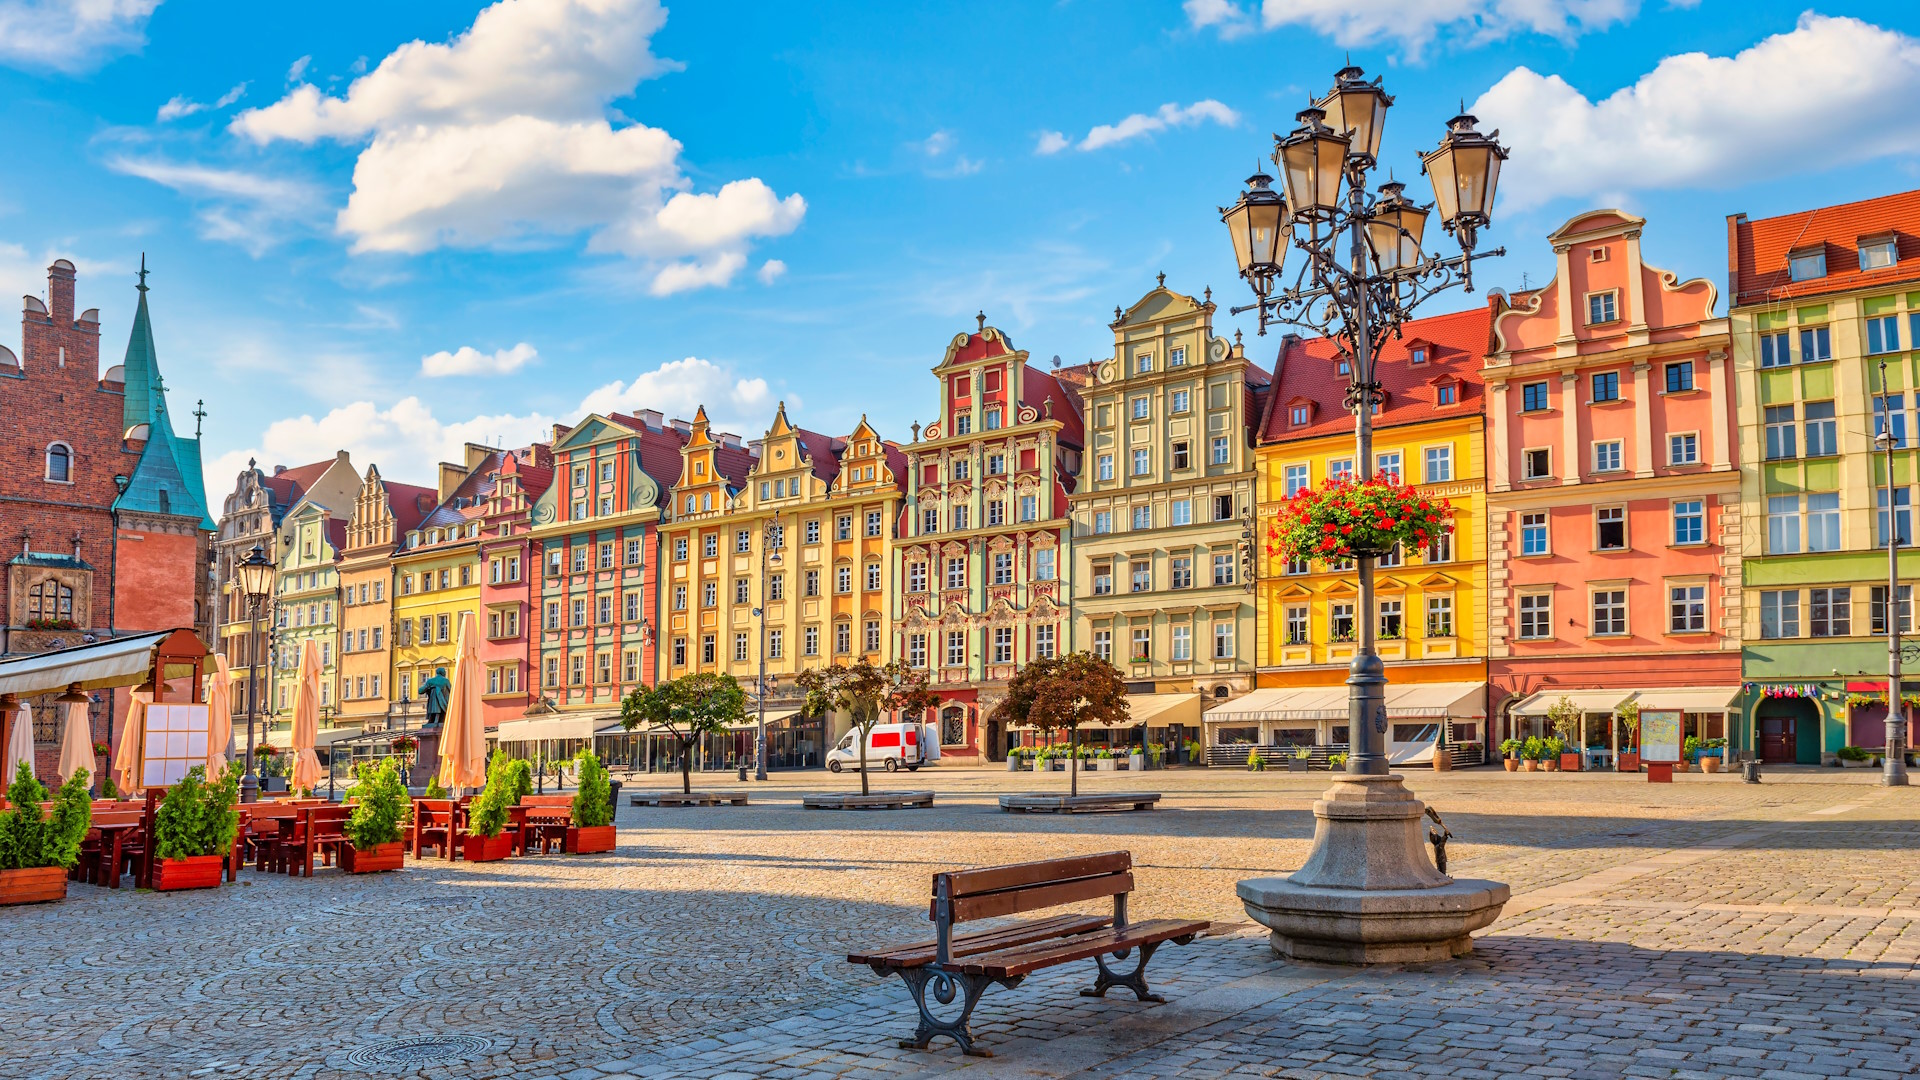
[289,640,324,793]
[112,691,152,794]
[437,611,486,791]
[204,655,236,776]
[57,694,94,784]
[2,698,33,789]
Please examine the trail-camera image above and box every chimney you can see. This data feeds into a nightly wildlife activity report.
[46,260,76,324]
[273,465,288,475]
[636,408,664,430]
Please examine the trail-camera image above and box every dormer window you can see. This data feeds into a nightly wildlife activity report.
[1788,247,1826,282]
[1410,346,1427,365]
[1336,358,1350,376]
[1435,381,1459,407]
[1860,236,1898,272]
[1289,404,1311,426]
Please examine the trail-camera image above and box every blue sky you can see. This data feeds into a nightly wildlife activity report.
[2,0,1917,494]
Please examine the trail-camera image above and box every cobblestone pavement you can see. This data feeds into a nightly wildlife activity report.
[2,766,1914,1079]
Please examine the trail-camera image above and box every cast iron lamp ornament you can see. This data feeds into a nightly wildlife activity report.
[1875,359,1911,786]
[1221,67,1506,777]
[234,542,276,803]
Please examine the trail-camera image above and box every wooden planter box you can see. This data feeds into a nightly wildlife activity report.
[1559,753,1582,772]
[341,841,405,873]
[0,866,68,906]
[1289,758,1312,772]
[152,855,224,892]
[1617,752,1640,772]
[463,833,513,862]
[567,825,616,854]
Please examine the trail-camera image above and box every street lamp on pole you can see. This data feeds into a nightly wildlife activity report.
[234,542,276,803]
[1875,360,1911,786]
[755,521,784,780]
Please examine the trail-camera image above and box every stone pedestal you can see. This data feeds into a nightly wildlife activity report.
[1238,773,1508,964]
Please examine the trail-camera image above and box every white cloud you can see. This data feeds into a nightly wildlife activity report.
[921,130,954,157]
[214,81,248,108]
[229,0,800,289]
[106,157,324,255]
[156,81,249,121]
[1187,0,1650,55]
[576,356,775,425]
[1475,14,1920,212]
[756,259,786,285]
[0,0,162,74]
[1059,100,1239,153]
[286,54,309,82]
[420,342,538,378]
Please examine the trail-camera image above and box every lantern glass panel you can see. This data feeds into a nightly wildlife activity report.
[1422,145,1461,225]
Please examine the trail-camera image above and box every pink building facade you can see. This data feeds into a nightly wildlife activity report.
[1485,210,1742,757]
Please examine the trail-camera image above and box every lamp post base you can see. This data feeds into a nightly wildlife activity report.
[1237,774,1509,964]
[239,772,258,804]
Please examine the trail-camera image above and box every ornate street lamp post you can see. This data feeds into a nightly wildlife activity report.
[234,542,276,803]
[1226,66,1513,963]
[754,521,785,780]
[1875,360,1911,786]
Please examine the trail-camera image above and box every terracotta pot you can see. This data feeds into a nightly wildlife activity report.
[1618,752,1640,772]
[342,841,405,873]
[152,855,224,892]
[1432,748,1453,772]
[1523,759,1539,772]
[1544,757,1559,772]
[567,825,616,854]
[1701,756,1722,774]
[1560,753,1582,772]
[1503,758,1519,772]
[463,833,513,862]
[0,866,68,906]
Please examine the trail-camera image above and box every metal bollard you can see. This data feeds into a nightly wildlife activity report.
[1742,759,1762,784]
[737,764,748,782]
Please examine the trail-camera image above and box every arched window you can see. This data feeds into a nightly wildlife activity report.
[45,443,71,482]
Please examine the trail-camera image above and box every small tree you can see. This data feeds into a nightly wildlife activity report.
[1615,700,1641,752]
[797,659,940,796]
[620,672,746,794]
[153,764,240,861]
[572,750,612,829]
[345,760,409,850]
[988,652,1129,798]
[1545,696,1580,749]
[468,754,516,838]
[0,766,91,871]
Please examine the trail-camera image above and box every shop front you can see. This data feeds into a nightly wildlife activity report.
[1506,686,1739,769]
[1201,682,1484,766]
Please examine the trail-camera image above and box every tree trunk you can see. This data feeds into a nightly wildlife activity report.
[1069,725,1078,798]
[858,724,871,796]
[681,737,693,794]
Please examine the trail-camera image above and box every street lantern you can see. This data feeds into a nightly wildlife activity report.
[1220,171,1287,297]
[1274,108,1350,222]
[236,542,275,602]
[1420,111,1507,238]
[1316,65,1392,164]
[1364,181,1430,275]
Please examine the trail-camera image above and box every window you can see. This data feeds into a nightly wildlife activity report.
[672,585,687,612]
[1591,589,1626,635]
[803,626,819,656]
[767,629,784,659]
[1760,590,1799,639]
[866,562,881,591]
[1092,629,1112,661]
[1171,624,1192,660]
[1669,584,1706,632]
[730,632,748,663]
[1034,548,1056,580]
[1092,563,1113,596]
[951,505,969,531]
[1284,465,1309,497]
[1860,237,1898,271]
[1587,291,1618,324]
[1436,384,1457,406]
[836,565,853,593]
[1760,332,1792,368]
[1328,459,1354,483]
[1668,433,1698,466]
[985,627,1010,664]
[945,558,966,590]
[1664,361,1694,393]
[769,574,784,601]
[1799,325,1831,362]
[703,580,718,607]
[1521,382,1549,412]
[1019,496,1037,522]
[1132,449,1150,475]
[946,631,967,667]
[908,633,927,668]
[954,414,971,435]
[702,634,717,664]
[1291,405,1310,426]
[1171,442,1190,470]
[1131,505,1151,530]
[1518,593,1552,639]
[673,537,688,561]
[1804,401,1838,456]
[599,595,615,623]
[1212,553,1235,586]
[1878,487,1912,547]
[865,619,881,653]
[570,655,585,685]
[1874,393,1907,448]
[1097,455,1114,481]
[1169,499,1192,527]
[1215,494,1235,522]
[1093,510,1112,534]
[1034,624,1056,660]
[1170,556,1192,589]
[598,497,614,516]
[1810,587,1851,637]
[732,529,750,554]
[1807,492,1841,551]
[1410,346,1428,364]
[951,460,969,481]
[908,562,928,592]
[1171,389,1190,413]
[1788,249,1826,281]
[1131,396,1149,420]
[866,510,883,537]
[672,638,686,667]
[1329,602,1355,642]
[922,508,939,535]
[1426,596,1454,638]
[1593,440,1622,473]
[732,577,749,605]
[1866,315,1901,355]
[1285,606,1308,645]
[1522,448,1551,481]
[1764,405,1797,460]
[1871,585,1914,634]
[1596,506,1625,550]
[596,652,613,684]
[545,601,561,630]
[804,569,820,598]
[1673,500,1704,546]
[1424,532,1452,563]
[994,552,1014,586]
[1135,352,1153,374]
[1213,622,1234,659]
[984,407,1002,431]
[571,547,588,574]
[1521,512,1549,555]
[44,443,71,482]
[1130,562,1150,593]
[1377,599,1403,639]
[1211,436,1231,465]
[1767,495,1800,554]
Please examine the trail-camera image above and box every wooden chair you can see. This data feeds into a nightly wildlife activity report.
[411,799,459,859]
[518,795,572,854]
[279,805,352,877]
[77,809,145,887]
[244,804,303,871]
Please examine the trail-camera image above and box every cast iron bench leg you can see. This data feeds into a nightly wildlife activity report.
[895,968,1019,1057]
[1082,939,1174,1003]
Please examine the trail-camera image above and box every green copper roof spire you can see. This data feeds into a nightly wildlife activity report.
[111,259,216,530]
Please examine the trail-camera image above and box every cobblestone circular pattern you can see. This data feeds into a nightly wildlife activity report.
[340,1034,494,1069]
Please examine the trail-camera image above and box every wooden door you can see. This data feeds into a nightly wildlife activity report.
[1758,713,1796,763]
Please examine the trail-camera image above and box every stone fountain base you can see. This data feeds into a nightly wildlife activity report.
[1238,772,1509,964]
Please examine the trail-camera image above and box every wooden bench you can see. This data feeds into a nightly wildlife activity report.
[803,791,935,810]
[998,793,1162,814]
[847,851,1207,1056]
[629,791,749,807]
[519,795,573,854]
[276,805,351,876]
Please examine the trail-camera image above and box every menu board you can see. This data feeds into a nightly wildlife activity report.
[1640,709,1682,764]
[142,703,212,786]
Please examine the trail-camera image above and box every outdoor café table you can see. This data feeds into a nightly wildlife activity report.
[86,814,144,889]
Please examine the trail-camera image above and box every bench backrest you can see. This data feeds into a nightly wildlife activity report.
[929,851,1133,963]
[89,810,145,828]
[521,795,573,808]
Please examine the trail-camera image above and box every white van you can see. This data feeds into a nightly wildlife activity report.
[825,723,940,772]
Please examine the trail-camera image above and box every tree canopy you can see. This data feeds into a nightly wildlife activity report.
[987,652,1128,796]
[621,672,747,793]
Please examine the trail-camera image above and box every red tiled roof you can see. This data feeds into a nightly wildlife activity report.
[384,481,438,536]
[1021,366,1085,447]
[792,427,845,484]
[1729,188,1920,308]
[609,412,693,506]
[262,457,334,507]
[1259,306,1491,444]
[324,518,348,559]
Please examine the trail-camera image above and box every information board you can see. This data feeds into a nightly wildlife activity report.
[1640,709,1682,764]
[142,703,212,786]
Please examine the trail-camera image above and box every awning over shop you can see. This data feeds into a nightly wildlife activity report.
[1010,693,1199,732]
[1630,686,1741,712]
[493,715,613,744]
[1508,689,1635,717]
[0,629,203,698]
[1204,686,1349,724]
[1387,682,1486,720]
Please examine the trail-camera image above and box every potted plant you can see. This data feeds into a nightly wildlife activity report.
[1245,747,1265,772]
[1614,701,1641,772]
[567,750,616,854]
[0,766,91,906]
[1521,735,1544,771]
[463,755,518,862]
[255,744,288,792]
[1290,746,1313,772]
[1546,697,1582,771]
[1006,747,1022,772]
[1267,474,1455,565]
[1837,745,1872,769]
[1499,738,1522,771]
[151,764,240,891]
[341,760,408,873]
[1148,742,1165,770]
[1186,738,1202,766]
[1128,746,1145,772]
[1542,736,1566,772]
[1698,737,1725,774]
[1327,751,1349,769]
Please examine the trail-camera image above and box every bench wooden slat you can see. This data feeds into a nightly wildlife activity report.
[520,795,573,807]
[848,914,1112,968]
[960,919,1210,979]
[942,851,1130,898]
[946,871,1133,924]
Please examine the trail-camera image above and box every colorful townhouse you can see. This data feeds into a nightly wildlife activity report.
[1730,189,1920,764]
[477,446,552,730]
[1067,279,1266,750]
[337,465,435,734]
[512,411,684,761]
[1485,210,1741,758]
[265,504,345,743]
[896,319,1084,761]
[389,448,498,726]
[1223,307,1492,761]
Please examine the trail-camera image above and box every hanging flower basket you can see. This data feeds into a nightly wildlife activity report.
[1267,476,1453,562]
